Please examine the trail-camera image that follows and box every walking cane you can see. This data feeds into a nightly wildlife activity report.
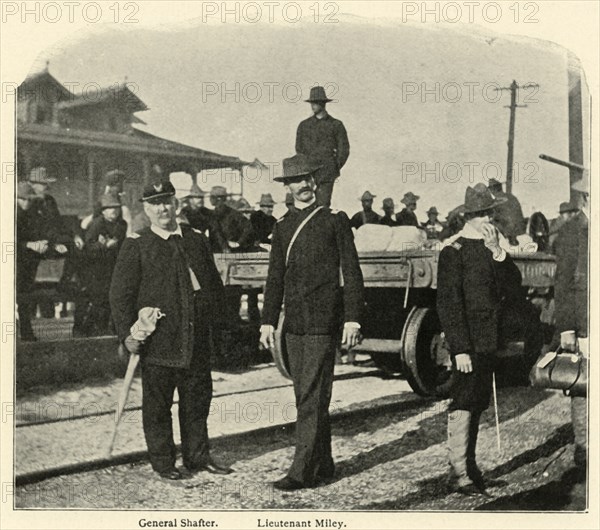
[492,371,501,452]
[104,308,164,459]
[105,348,140,459]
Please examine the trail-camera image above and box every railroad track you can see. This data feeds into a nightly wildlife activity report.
[16,367,415,486]
[16,368,383,428]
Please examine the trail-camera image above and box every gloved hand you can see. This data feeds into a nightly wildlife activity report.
[124,335,143,355]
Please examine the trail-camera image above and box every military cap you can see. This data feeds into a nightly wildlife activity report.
[360,191,376,201]
[426,206,439,215]
[461,183,507,214]
[140,180,176,203]
[235,197,254,213]
[305,86,334,103]
[274,154,321,182]
[400,192,420,205]
[382,198,395,208]
[258,193,276,206]
[210,186,228,198]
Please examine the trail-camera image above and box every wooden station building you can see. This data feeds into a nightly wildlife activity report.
[17,67,256,216]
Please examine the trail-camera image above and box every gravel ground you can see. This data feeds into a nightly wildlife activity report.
[15,386,586,511]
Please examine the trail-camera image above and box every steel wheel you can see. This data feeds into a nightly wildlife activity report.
[400,307,451,397]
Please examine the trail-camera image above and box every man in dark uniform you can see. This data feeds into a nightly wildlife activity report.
[437,183,524,496]
[250,193,277,244]
[295,86,350,207]
[180,183,228,253]
[350,191,380,229]
[553,174,588,479]
[16,182,48,341]
[379,198,398,226]
[549,200,579,252]
[84,194,128,336]
[487,178,525,246]
[209,186,256,252]
[395,192,420,227]
[260,154,364,490]
[28,167,73,258]
[422,207,445,240]
[110,180,232,480]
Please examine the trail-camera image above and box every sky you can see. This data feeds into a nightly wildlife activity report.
[22,6,587,220]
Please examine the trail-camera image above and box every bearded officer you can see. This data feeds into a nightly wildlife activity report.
[110,180,232,480]
[260,154,364,490]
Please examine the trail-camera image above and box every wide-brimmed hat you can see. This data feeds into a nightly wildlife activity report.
[559,201,578,214]
[461,183,507,214]
[305,86,333,103]
[210,185,228,198]
[28,167,56,184]
[360,191,376,201]
[401,192,420,205]
[426,206,439,215]
[571,169,589,193]
[258,193,276,206]
[185,183,206,199]
[235,197,254,213]
[100,193,122,209]
[382,198,395,208]
[274,154,321,182]
[140,180,176,203]
[17,181,37,199]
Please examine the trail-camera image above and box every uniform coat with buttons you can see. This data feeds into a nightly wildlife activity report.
[110,225,225,369]
[437,236,523,411]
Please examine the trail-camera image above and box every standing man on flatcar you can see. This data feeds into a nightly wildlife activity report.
[295,86,350,207]
[260,154,364,490]
[350,191,380,229]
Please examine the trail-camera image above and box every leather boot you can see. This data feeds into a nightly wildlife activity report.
[447,410,473,490]
[467,410,485,489]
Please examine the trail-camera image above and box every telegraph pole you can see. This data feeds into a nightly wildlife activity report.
[495,80,539,194]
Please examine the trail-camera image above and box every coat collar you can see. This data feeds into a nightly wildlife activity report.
[150,223,183,240]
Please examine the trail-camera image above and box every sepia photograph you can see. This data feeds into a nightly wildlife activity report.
[1,1,597,528]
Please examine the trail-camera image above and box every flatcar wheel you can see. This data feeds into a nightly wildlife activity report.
[270,310,292,380]
[400,307,450,397]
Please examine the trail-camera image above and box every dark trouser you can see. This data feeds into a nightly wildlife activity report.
[285,333,336,484]
[141,351,213,473]
[315,181,335,208]
[571,395,587,471]
[17,258,39,340]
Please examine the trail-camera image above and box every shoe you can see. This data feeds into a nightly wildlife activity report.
[273,476,310,491]
[456,483,491,497]
[158,468,183,480]
[187,461,233,475]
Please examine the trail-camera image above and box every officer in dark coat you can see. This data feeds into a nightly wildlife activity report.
[250,193,277,244]
[84,194,127,336]
[437,183,523,496]
[209,186,256,252]
[110,180,232,480]
[180,183,228,252]
[350,191,380,229]
[16,182,48,341]
[260,154,364,490]
[395,192,420,227]
[553,174,589,476]
[295,86,350,207]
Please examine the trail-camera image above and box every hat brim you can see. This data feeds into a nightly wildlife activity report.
[305,98,333,103]
[140,192,175,203]
[29,178,57,184]
[274,165,322,182]
[461,196,507,214]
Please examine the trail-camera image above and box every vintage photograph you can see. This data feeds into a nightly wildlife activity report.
[2,0,597,525]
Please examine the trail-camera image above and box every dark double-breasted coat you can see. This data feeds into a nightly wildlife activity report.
[350,209,381,230]
[395,208,419,227]
[437,236,523,411]
[109,225,225,369]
